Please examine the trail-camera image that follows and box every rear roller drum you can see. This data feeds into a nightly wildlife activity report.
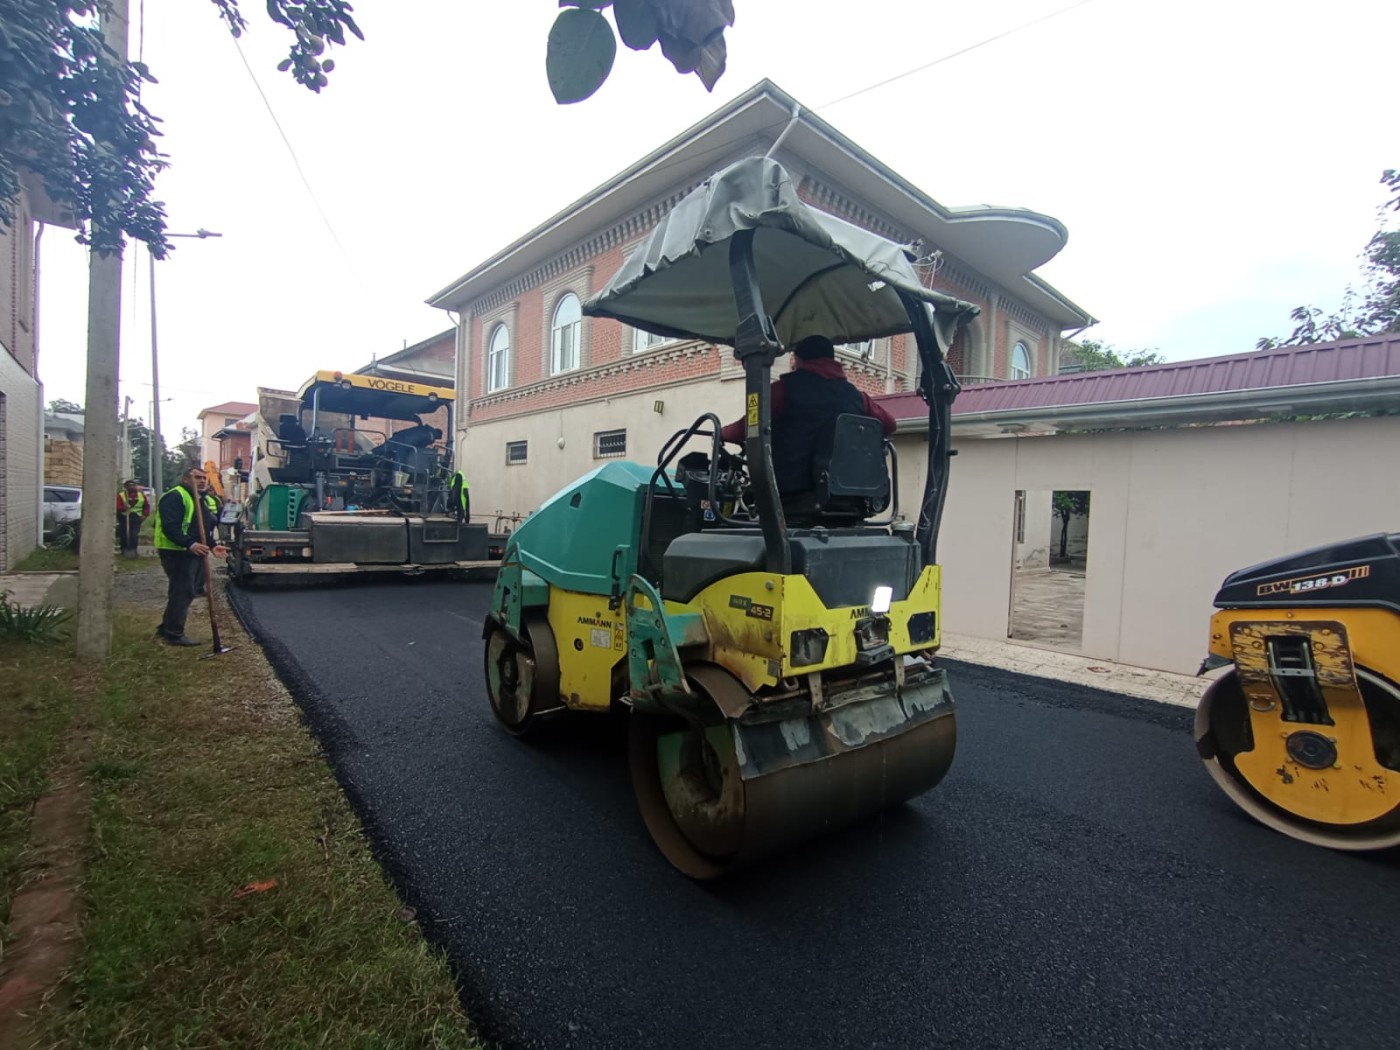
[1196,667,1400,850]
[484,617,561,736]
[630,664,957,878]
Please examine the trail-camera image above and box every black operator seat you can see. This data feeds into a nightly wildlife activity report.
[782,413,891,526]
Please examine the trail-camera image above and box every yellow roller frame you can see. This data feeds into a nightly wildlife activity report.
[1207,608,1399,825]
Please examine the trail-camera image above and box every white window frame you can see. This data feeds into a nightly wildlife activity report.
[1011,340,1032,380]
[505,440,528,466]
[593,428,626,459]
[632,328,673,355]
[487,323,511,393]
[551,293,582,375]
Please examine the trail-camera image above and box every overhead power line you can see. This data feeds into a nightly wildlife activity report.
[817,0,1098,111]
[229,36,369,296]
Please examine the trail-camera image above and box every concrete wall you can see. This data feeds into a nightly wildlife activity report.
[0,350,41,570]
[1013,490,1054,571]
[458,367,743,525]
[895,416,1400,674]
[0,197,39,571]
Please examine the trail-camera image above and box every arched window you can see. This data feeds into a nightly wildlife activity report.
[487,324,510,392]
[1011,341,1031,380]
[551,293,582,374]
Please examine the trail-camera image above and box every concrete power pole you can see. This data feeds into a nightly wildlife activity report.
[75,0,129,660]
[121,395,133,480]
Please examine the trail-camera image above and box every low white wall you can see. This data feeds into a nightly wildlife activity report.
[897,416,1400,674]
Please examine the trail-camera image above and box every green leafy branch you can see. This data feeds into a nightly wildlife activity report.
[548,0,735,104]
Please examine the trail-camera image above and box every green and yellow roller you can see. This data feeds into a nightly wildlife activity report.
[1195,533,1400,849]
[481,156,979,876]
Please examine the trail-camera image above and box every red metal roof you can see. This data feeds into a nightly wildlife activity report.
[879,335,1400,420]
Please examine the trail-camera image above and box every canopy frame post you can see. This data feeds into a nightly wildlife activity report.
[901,293,965,568]
[727,230,791,576]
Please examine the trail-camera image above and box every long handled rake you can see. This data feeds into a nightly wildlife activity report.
[194,499,233,656]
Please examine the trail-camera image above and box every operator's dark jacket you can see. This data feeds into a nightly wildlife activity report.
[721,357,896,494]
[158,486,220,551]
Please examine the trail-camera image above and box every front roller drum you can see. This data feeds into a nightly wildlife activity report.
[484,617,562,735]
[630,664,957,878]
[1196,667,1400,850]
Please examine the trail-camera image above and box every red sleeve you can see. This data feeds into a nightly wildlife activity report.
[863,394,897,436]
[116,494,125,512]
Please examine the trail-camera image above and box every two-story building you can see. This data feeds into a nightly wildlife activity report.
[1,175,76,570]
[428,80,1092,523]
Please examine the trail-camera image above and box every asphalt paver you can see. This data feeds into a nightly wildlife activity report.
[230,579,1400,1050]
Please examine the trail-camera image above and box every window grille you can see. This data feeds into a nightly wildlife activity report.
[593,429,626,459]
[506,440,528,465]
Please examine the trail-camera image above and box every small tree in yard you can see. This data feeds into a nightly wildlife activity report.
[1053,491,1089,562]
[1063,339,1165,373]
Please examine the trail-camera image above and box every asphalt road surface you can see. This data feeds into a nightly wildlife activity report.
[230,579,1400,1050]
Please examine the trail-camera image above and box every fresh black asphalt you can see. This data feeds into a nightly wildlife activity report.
[229,578,1400,1050]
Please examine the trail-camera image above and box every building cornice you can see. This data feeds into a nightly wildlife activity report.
[470,339,716,413]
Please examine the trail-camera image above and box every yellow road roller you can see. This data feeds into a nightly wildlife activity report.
[482,156,979,876]
[1195,533,1400,849]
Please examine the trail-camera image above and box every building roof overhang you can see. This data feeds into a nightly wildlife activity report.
[427,80,1091,329]
[913,375,1400,438]
[888,336,1400,437]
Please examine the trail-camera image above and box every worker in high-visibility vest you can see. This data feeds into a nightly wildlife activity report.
[448,471,470,522]
[115,479,150,558]
[154,465,226,646]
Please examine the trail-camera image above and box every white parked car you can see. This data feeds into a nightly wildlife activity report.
[42,485,82,539]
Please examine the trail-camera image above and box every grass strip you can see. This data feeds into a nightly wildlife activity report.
[0,638,83,938]
[31,600,477,1048]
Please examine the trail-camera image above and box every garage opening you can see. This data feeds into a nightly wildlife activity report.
[1008,489,1090,651]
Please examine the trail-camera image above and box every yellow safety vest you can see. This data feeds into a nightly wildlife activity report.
[154,486,196,551]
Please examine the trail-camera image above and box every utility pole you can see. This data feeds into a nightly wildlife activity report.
[75,0,128,660]
[150,229,221,493]
[121,394,133,481]
[149,243,163,494]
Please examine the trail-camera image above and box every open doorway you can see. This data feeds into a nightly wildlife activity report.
[1008,489,1091,650]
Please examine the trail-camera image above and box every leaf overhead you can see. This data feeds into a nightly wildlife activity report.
[613,0,660,50]
[546,8,618,104]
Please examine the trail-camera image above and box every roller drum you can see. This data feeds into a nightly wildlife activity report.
[1196,667,1400,850]
[631,663,957,878]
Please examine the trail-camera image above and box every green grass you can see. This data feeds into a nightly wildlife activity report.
[14,547,79,572]
[18,593,478,1048]
[0,640,84,933]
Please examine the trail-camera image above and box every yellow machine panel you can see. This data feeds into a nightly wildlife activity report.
[687,566,943,694]
[547,589,627,712]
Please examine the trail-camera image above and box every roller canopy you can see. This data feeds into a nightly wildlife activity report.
[584,156,979,352]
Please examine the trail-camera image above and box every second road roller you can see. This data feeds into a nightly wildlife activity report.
[482,156,979,876]
[1195,532,1400,849]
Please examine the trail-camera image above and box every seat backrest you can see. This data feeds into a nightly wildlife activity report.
[808,414,890,519]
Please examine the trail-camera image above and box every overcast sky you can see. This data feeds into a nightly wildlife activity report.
[34,0,1398,440]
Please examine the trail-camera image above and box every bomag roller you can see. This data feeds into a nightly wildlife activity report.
[482,157,980,877]
[1195,533,1400,849]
